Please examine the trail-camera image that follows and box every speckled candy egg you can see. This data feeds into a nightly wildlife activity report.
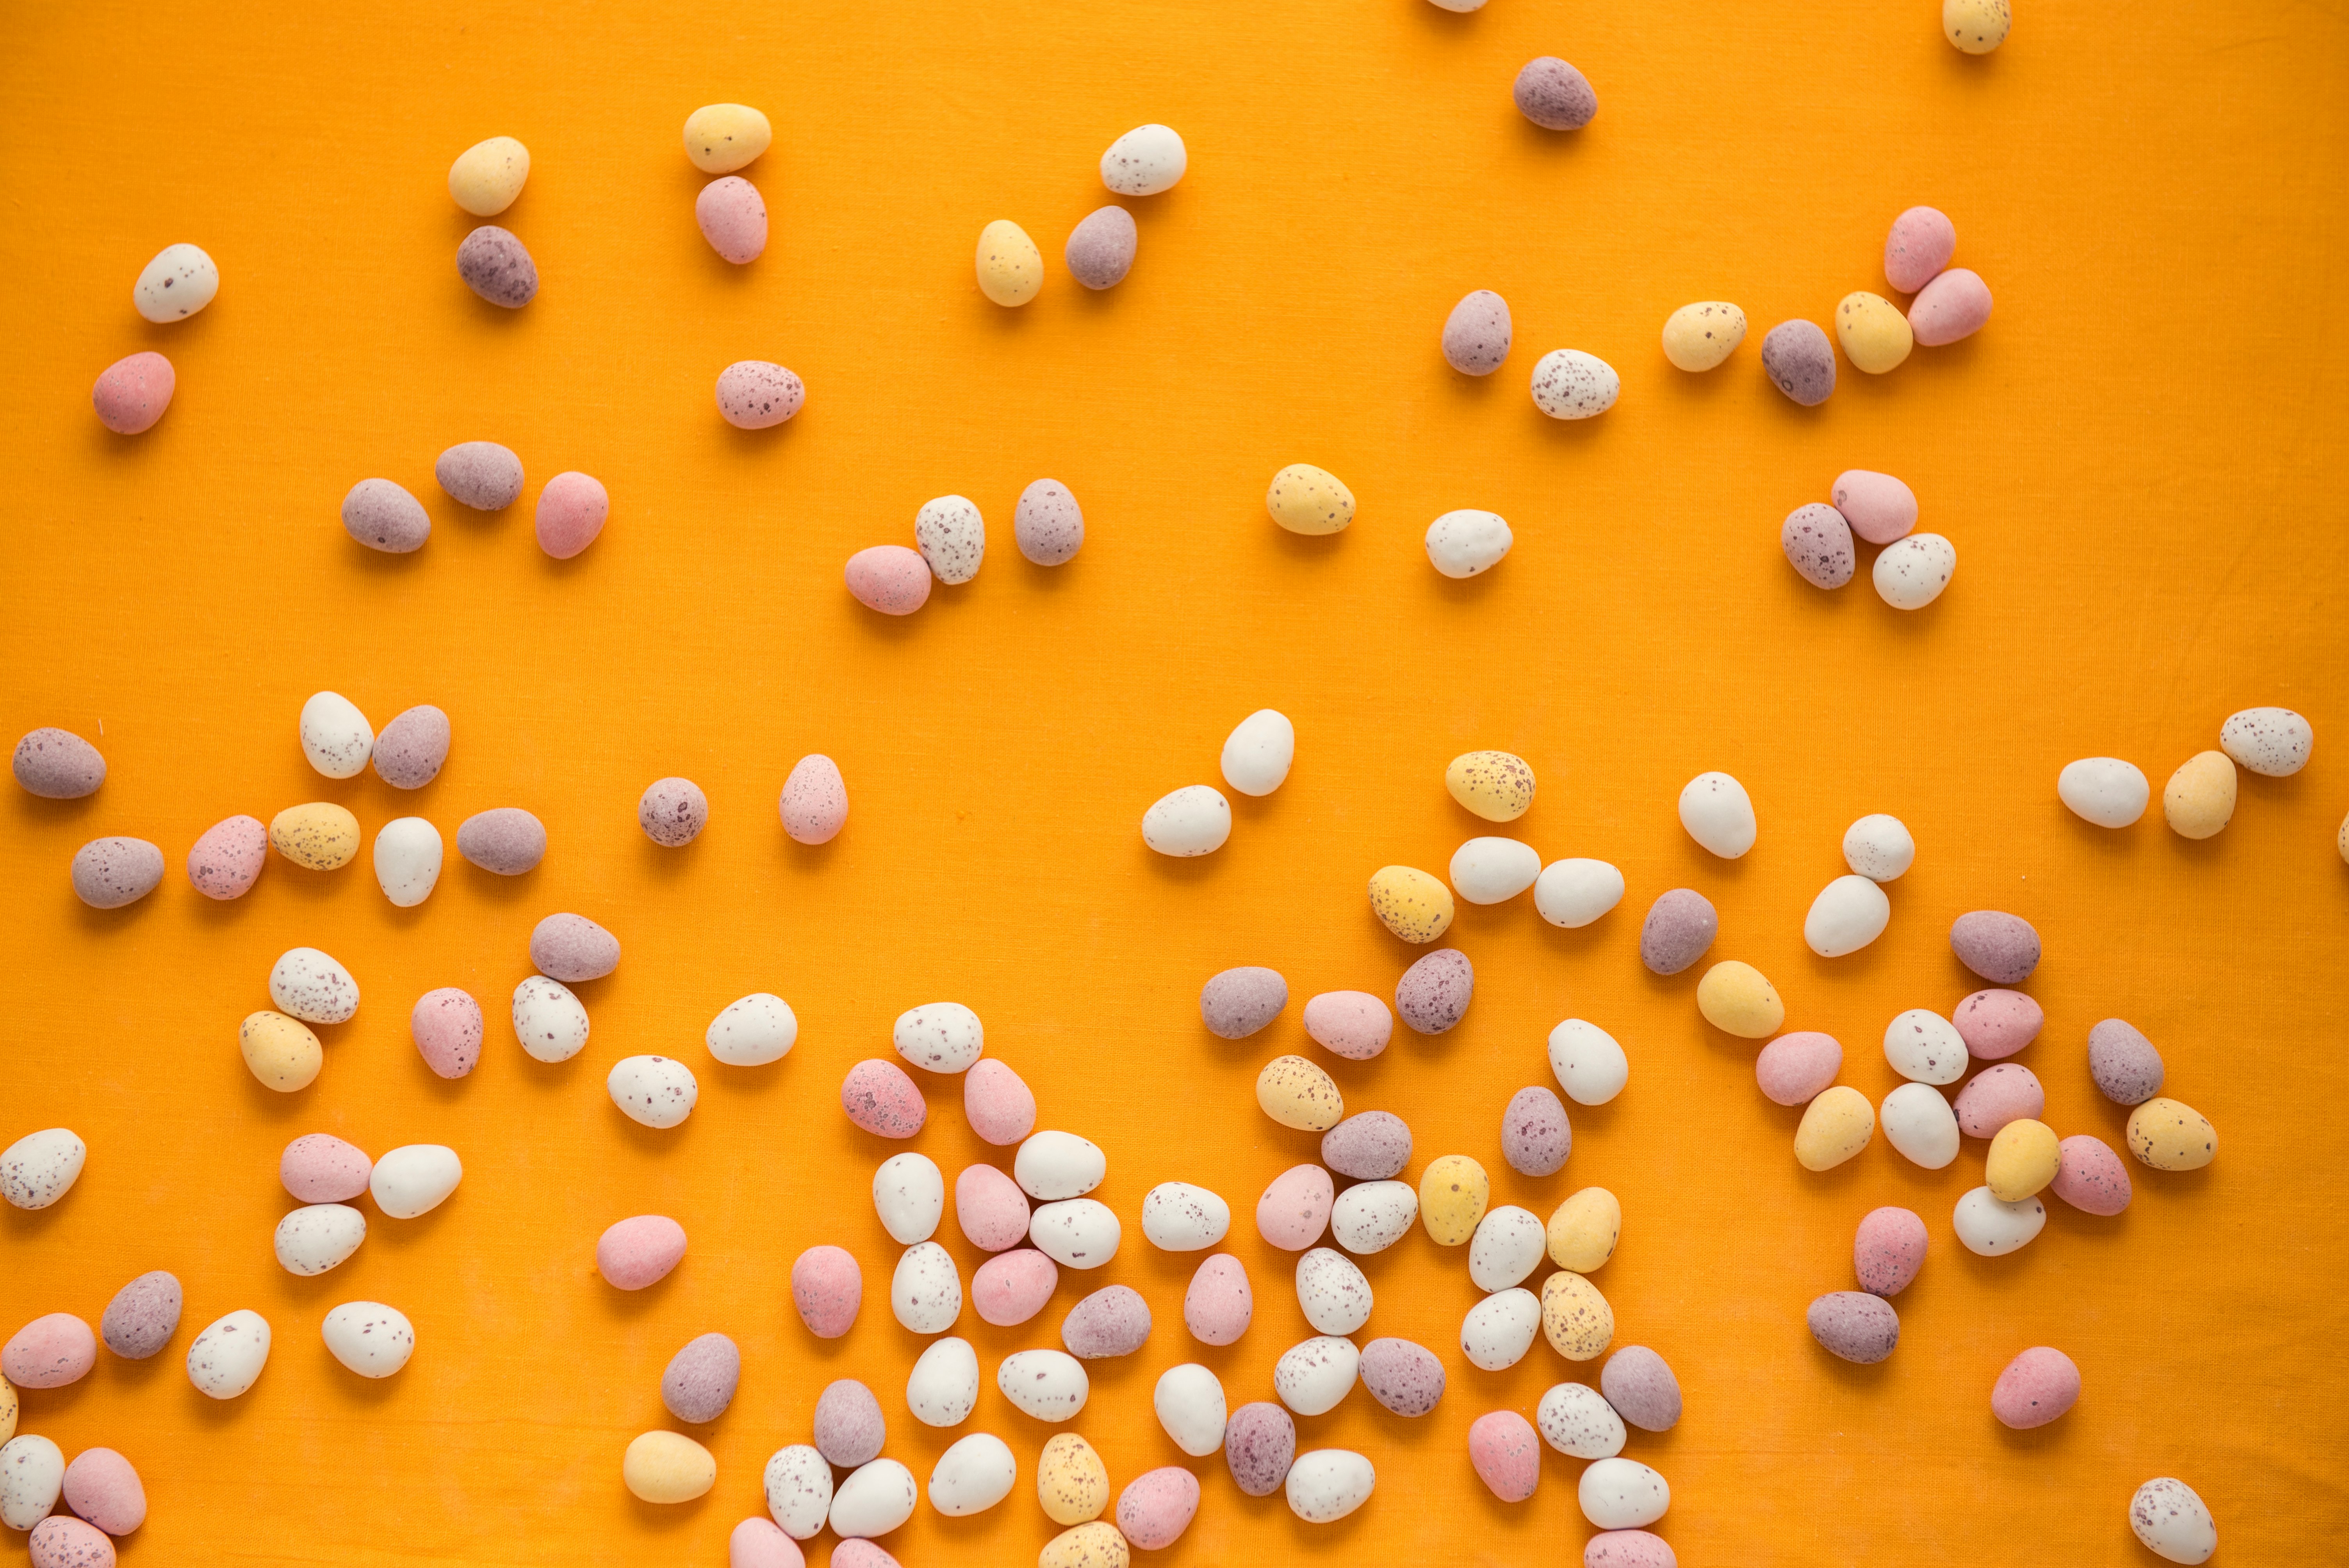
[892,1001,983,1074]
[1065,206,1137,290]
[1804,876,1890,956]
[811,1379,888,1468]
[1513,57,1597,129]
[1756,1032,1843,1107]
[1794,1087,1874,1171]
[1139,1181,1228,1251]
[1294,1247,1372,1335]
[1425,509,1513,577]
[1182,1254,1251,1343]
[1760,320,1835,405]
[927,1431,1014,1515]
[1469,1206,1547,1292]
[100,1270,182,1358]
[976,219,1043,306]
[1854,1206,1927,1295]
[964,1058,1037,1144]
[1639,888,1717,975]
[1030,1198,1121,1269]
[92,352,173,434]
[1954,1063,2044,1137]
[1015,1130,1105,1200]
[1536,1382,1624,1458]
[3,1436,62,1530]
[769,753,846,845]
[2060,755,2151,826]
[1200,967,1287,1038]
[1991,1346,2080,1429]
[370,1144,462,1218]
[373,704,451,788]
[1015,479,1084,564]
[2,1129,85,1211]
[1542,1270,1615,1361]
[696,176,766,264]
[342,478,430,553]
[1395,948,1474,1033]
[1546,1186,1621,1273]
[1910,267,1992,343]
[623,1430,715,1505]
[409,987,483,1079]
[1833,469,1918,544]
[3,1314,96,1389]
[2051,1134,2132,1214]
[1835,291,1913,373]
[1953,1187,2046,1255]
[184,1309,270,1399]
[71,837,164,909]
[914,495,986,584]
[1807,1292,1898,1363]
[609,1056,698,1129]
[1418,1154,1489,1245]
[535,471,608,559]
[1469,1411,1541,1502]
[270,947,358,1024]
[1302,991,1390,1060]
[1577,1458,1667,1531]
[2127,1097,2217,1171]
[59,1446,144,1535]
[1442,289,1511,375]
[1368,864,1454,942]
[841,1059,927,1137]
[1063,1285,1152,1358]
[1882,1082,1961,1168]
[727,1518,798,1568]
[1153,1363,1228,1456]
[1116,1467,1199,1550]
[1331,1180,1418,1254]
[1680,771,1757,857]
[1100,123,1186,195]
[1782,503,1855,589]
[1951,911,2041,984]
[1600,1346,1682,1432]
[2130,1477,2217,1564]
[786,1244,858,1330]
[1874,533,1957,609]
[2163,750,2237,839]
[1531,350,1618,419]
[1274,1335,1360,1416]
[1266,464,1355,535]
[829,1542,902,1568]
[1223,1403,1296,1497]
[269,803,361,871]
[1256,1055,1343,1130]
[1499,1086,1570,1176]
[1460,1288,1541,1371]
[510,974,588,1063]
[1534,857,1625,928]
[240,1011,321,1091]
[632,777,706,848]
[1954,989,2043,1060]
[1356,1336,1445,1416]
[716,362,803,429]
[282,1134,370,1203]
[1697,961,1783,1038]
[1661,301,1745,371]
[1039,1437,1113,1531]
[28,1516,112,1567]
[456,225,536,306]
[2089,1018,2164,1104]
[845,544,932,614]
[1884,1008,1968,1084]
[657,1332,739,1425]
[997,1348,1090,1421]
[1884,206,1956,292]
[955,1163,1030,1251]
[368,813,435,897]
[12,728,103,798]
[134,241,219,321]
[2219,706,2313,776]
[1142,785,1230,855]
[436,442,524,510]
[1321,1112,1411,1179]
[530,912,617,981]
[448,136,530,215]
[764,1445,833,1539]
[683,103,770,173]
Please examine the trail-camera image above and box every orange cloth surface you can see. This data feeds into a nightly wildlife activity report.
[4,0,2347,1563]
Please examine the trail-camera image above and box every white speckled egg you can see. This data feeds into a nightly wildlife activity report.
[874,1153,946,1244]
[372,817,443,907]
[1530,349,1620,419]
[1579,1457,1669,1529]
[1533,859,1625,928]
[914,495,985,585]
[707,992,796,1066]
[1142,785,1231,856]
[764,1445,832,1539]
[2058,757,2151,828]
[608,1056,698,1129]
[0,1434,62,1528]
[1141,1182,1231,1250]
[1469,1206,1547,1291]
[2130,1477,2217,1564]
[1,1128,86,1210]
[134,242,220,322]
[893,1241,964,1333]
[906,1335,980,1426]
[322,1301,414,1378]
[1274,1335,1360,1415]
[2219,707,2313,777]
[1450,837,1540,904]
[894,1002,985,1073]
[1329,1181,1418,1254]
[511,975,589,1063]
[1461,1288,1542,1370]
[1294,1248,1373,1335]
[1882,1009,1967,1085]
[1873,533,1957,609]
[1537,1381,1626,1458]
[270,948,359,1025]
[998,1348,1090,1420]
[274,1204,366,1275]
[1425,510,1512,578]
[1030,1198,1121,1269]
[1100,124,1186,195]
[1285,1449,1374,1523]
[184,1309,271,1399]
[1015,1131,1106,1199]
[929,1432,1016,1515]
[369,1144,462,1218]
[299,691,374,779]
[1842,814,1915,880]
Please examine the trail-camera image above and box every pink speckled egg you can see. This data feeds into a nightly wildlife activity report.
[697,176,768,264]
[282,1133,372,1203]
[1954,989,2043,1060]
[1950,910,2041,984]
[2051,1134,2133,1216]
[531,912,619,982]
[955,1163,1031,1252]
[4,1312,96,1388]
[1221,1402,1295,1497]
[1115,1466,1199,1549]
[1357,1336,1445,1416]
[845,544,932,615]
[28,1517,114,1568]
[1883,206,1956,293]
[1755,1032,1843,1107]
[964,1058,1038,1145]
[61,1448,144,1534]
[409,987,484,1079]
[729,1516,804,1568]
[1301,991,1392,1060]
[790,1244,863,1336]
[1586,1530,1677,1568]
[830,1543,900,1568]
[1781,503,1855,590]
[92,352,173,435]
[1832,470,1918,545]
[1991,1345,2081,1429]
[716,360,804,429]
[598,1214,688,1291]
[971,1247,1058,1326]
[1062,1285,1153,1359]
[1395,948,1474,1034]
[812,1379,887,1468]
[1468,1410,1541,1502]
[1953,1063,2045,1139]
[186,814,266,900]
[535,470,609,559]
[1255,1164,1334,1251]
[1807,1291,1900,1364]
[778,754,848,844]
[841,1058,927,1138]
[1910,267,1992,346]
[1183,1253,1253,1345]
[1853,1206,1927,1297]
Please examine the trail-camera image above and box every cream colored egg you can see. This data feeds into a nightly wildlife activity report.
[683,104,772,173]
[1661,302,1746,371]
[976,220,1043,306]
[448,136,531,216]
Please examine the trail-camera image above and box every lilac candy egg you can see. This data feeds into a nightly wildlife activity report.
[663,1332,741,1423]
[342,478,431,553]
[845,545,932,615]
[460,807,546,874]
[1807,1291,1899,1364]
[1357,1337,1445,1416]
[601,1215,690,1291]
[282,1134,372,1202]
[716,361,804,429]
[1014,479,1084,567]
[1513,57,1597,130]
[1832,470,1918,545]
[1954,989,2044,1060]
[1469,1410,1541,1502]
[789,1245,862,1335]
[841,1058,927,1137]
[61,1447,145,1534]
[1991,1346,2081,1429]
[1065,205,1138,290]
[1755,1032,1843,1107]
[409,987,484,1079]
[777,754,847,845]
[696,176,768,264]
[457,225,538,306]
[2089,1019,2165,1105]
[1951,911,2041,984]
[1223,1402,1296,1497]
[1953,1063,2045,1138]
[1500,1085,1571,1176]
[3,1312,97,1388]
[1201,966,1288,1038]
[99,1270,182,1359]
[435,443,524,511]
[1883,206,1956,293]
[71,837,164,909]
[1255,1164,1334,1250]
[1639,889,1717,975]
[1853,1206,1927,1296]
[1442,290,1513,375]
[1115,1466,1200,1549]
[535,471,608,559]
[530,912,618,980]
[1782,504,1855,589]
[1586,1531,1678,1568]
[1395,948,1474,1033]
[955,1163,1031,1251]
[1761,320,1836,406]
[964,1058,1038,1145]
[1303,991,1392,1060]
[1321,1110,1412,1180]
[1062,1285,1152,1359]
[813,1379,886,1467]
[1910,268,1992,346]
[13,728,105,798]
[2051,1135,2132,1215]
[93,351,175,434]
[373,705,451,788]
[186,814,266,900]
[971,1248,1057,1326]
[1183,1254,1252,1345]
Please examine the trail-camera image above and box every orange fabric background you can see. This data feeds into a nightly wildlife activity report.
[4,0,2346,1563]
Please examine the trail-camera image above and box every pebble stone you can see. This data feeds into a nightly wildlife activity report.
[1513,57,1597,129]
[638,778,709,846]
[92,352,174,434]
[1638,889,1717,975]
[342,478,430,553]
[457,226,538,307]
[1760,320,1836,405]
[372,705,452,787]
[663,1333,741,1424]
[1442,290,1512,375]
[70,837,164,909]
[13,729,104,798]
[1200,967,1288,1038]
[1065,206,1138,290]
[716,362,804,429]
[100,1271,183,1359]
[696,176,767,264]
[1014,479,1085,565]
[535,471,610,559]
[1530,350,1620,419]
[1394,948,1474,1033]
[1782,503,1855,588]
[2088,1018,2165,1105]
[133,241,220,321]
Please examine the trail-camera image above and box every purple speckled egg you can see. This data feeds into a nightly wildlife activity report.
[92,351,173,434]
[971,1248,1057,1326]
[435,442,523,511]
[529,912,618,981]
[1395,948,1474,1033]
[99,1271,182,1360]
[1954,989,2043,1059]
[716,361,804,429]
[727,1516,802,1568]
[409,987,484,1079]
[638,777,709,847]
[779,754,848,845]
[282,1134,371,1203]
[1200,966,1287,1039]
[1807,1291,1899,1364]
[1991,1345,2080,1429]
[1115,1466,1199,1549]
[1884,206,1956,294]
[663,1331,741,1423]
[1782,503,1855,589]
[845,544,932,615]
[1062,1285,1152,1359]
[1954,1063,2045,1139]
[13,727,105,798]
[599,1215,689,1291]
[1255,1164,1333,1251]
[2089,1018,2165,1106]
[1222,1402,1296,1497]
[71,837,164,910]
[1442,289,1512,376]
[1014,479,1085,567]
[457,225,537,306]
[1513,57,1597,130]
[1468,1410,1541,1502]
[186,814,266,900]
[1357,1336,1445,1416]
[1599,1346,1682,1431]
[1761,319,1836,406]
[1321,1110,1412,1180]
[372,704,451,789]
[1586,1531,1678,1568]
[840,1058,927,1138]
[2051,1135,2132,1216]
[460,808,546,875]
[1640,889,1717,975]
[61,1446,145,1534]
[1951,910,2041,984]
[28,1517,114,1568]
[341,478,431,554]
[1853,1206,1927,1297]
[955,1163,1030,1251]
[1832,470,1918,545]
[1499,1086,1571,1176]
[1910,267,1992,346]
[4,1312,97,1388]
[1755,1032,1843,1107]
[1183,1254,1252,1345]
[697,176,768,264]
[812,1379,886,1468]
[964,1058,1038,1145]
[1302,991,1392,1061]
[1064,205,1137,290]
[535,470,608,559]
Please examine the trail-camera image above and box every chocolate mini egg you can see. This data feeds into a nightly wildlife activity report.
[1883,1080,1958,1172]
[1499,1087,1570,1176]
[1951,910,2040,982]
[271,803,360,871]
[1761,320,1835,404]
[1425,509,1512,576]
[1661,302,1745,371]
[134,242,220,321]
[1442,290,1512,375]
[1910,268,1992,344]
[1200,967,1287,1038]
[914,495,986,584]
[1873,533,1957,609]
[2051,1134,2133,1214]
[535,471,608,559]
[1321,1112,1411,1179]
[1367,864,1454,942]
[1835,291,1913,373]
[1639,889,1717,975]
[1883,1008,1968,1084]
[1546,1186,1621,1273]
[841,1059,927,1138]
[1536,1382,1625,1458]
[1756,1032,1843,1106]
[373,704,452,786]
[1256,1055,1344,1130]
[2219,706,2313,775]
[1447,750,1536,820]
[12,727,103,798]
[70,837,164,909]
[976,220,1043,306]
[1954,989,2043,1059]
[1600,1346,1682,1432]
[92,351,174,434]
[1469,1411,1541,1502]
[1804,876,1890,956]
[1542,1271,1615,1361]
[1992,1346,2079,1429]
[1461,1288,1541,1371]
[1359,1337,1447,1415]
[716,362,803,429]
[1065,206,1137,289]
[1031,1199,1121,1269]
[1395,948,1473,1033]
[1953,1062,2044,1137]
[1100,124,1186,195]
[2059,757,2150,827]
[1697,960,1783,1038]
[1015,479,1085,564]
[1985,1118,2059,1200]
[342,478,430,553]
[1534,857,1625,927]
[448,136,529,216]
[410,987,483,1079]
[458,807,546,874]
[457,226,537,307]
[512,975,589,1063]
[2089,1018,2165,1105]
[1329,1180,1417,1254]
[2126,1097,2217,1171]
[1548,1017,1630,1105]
[1782,503,1855,589]
[1036,1431,1110,1525]
[1943,0,2012,55]
[1182,1254,1252,1342]
[1513,57,1597,129]
[845,545,932,614]
[1795,1086,1875,1171]
[1117,1466,1200,1549]
[624,1430,715,1504]
[1266,464,1355,535]
[1679,770,1757,856]
[964,1059,1037,1144]
[1142,785,1230,855]
[1832,470,1919,543]
[1154,1363,1229,1454]
[1853,1206,1927,1295]
[1807,1292,1898,1363]
[780,754,848,844]
[683,104,772,173]
[929,1431,1016,1514]
[788,1244,859,1329]
[1953,1187,2045,1255]
[1530,350,1620,419]
[1417,1154,1489,1245]
[1469,1205,1548,1289]
[435,440,526,510]
[1884,207,1956,292]
[240,1010,322,1090]
[997,1348,1090,1421]
[638,777,708,847]
[2163,750,2237,839]
[99,1270,182,1361]
[696,176,766,264]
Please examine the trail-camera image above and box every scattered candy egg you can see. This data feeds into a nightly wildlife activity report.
[1330,1180,1418,1254]
[813,1380,888,1466]
[410,987,483,1080]
[914,495,986,584]
[715,361,803,429]
[1063,1285,1153,1359]
[270,947,358,1024]
[2089,1018,2164,1105]
[322,1301,414,1379]
[1417,1153,1489,1246]
[1441,290,1512,375]
[1100,124,1186,195]
[2127,1097,2217,1171]
[1873,532,1957,608]
[894,1001,985,1073]
[370,1144,462,1218]
[1349,1339,1442,1419]
[1542,1270,1615,1360]
[447,136,529,216]
[955,1162,1031,1251]
[531,912,619,981]
[2051,1133,2133,1214]
[841,1059,928,1138]
[1036,1432,1110,1525]
[905,1336,979,1426]
[1514,57,1597,129]
[1955,1063,2044,1137]
[997,1348,1089,1421]
[1065,205,1138,289]
[0,1129,85,1212]
[186,815,266,900]
[1469,1411,1542,1502]
[1843,813,1916,879]
[1500,1088,1570,1176]
[1040,1523,1127,1568]
[2163,750,2237,839]
[1301,992,1390,1061]
[976,220,1043,305]
[974,1250,1057,1326]
[696,176,767,264]
[1219,709,1294,796]
[2058,757,2149,827]
[729,1518,797,1568]
[1884,206,1956,292]
[831,1542,901,1568]
[373,817,443,907]
[535,471,608,559]
[1,1435,64,1530]
[2,1315,95,1390]
[1697,960,1784,1038]
[1141,1182,1230,1251]
[1760,320,1835,405]
[1835,291,1913,373]
[342,478,431,552]
[280,1137,371,1206]
[874,1152,946,1244]
[1460,1288,1541,1372]
[1451,837,1540,904]
[239,1010,322,1091]
[624,1431,716,1504]
[765,1445,832,1538]
[1016,1130,1106,1200]
[1530,349,1620,419]
[456,225,537,307]
[1141,784,1231,855]
[12,728,104,798]
[1285,1448,1376,1525]
[1953,1186,2046,1255]
[1756,1032,1843,1106]
[1153,1364,1228,1455]
[1265,463,1355,535]
[1117,1466,1199,1549]
[100,1270,183,1359]
[1807,1292,1898,1363]
[1424,508,1513,577]
[1031,1198,1121,1269]
[1536,1383,1624,1459]
[1200,967,1288,1039]
[1679,771,1757,857]
[1951,910,2040,983]
[269,803,361,871]
[1795,1086,1875,1170]
[1182,1254,1252,1343]
[1854,1206,1928,1295]
[636,777,707,847]
[602,1217,690,1292]
[273,1204,366,1276]
[1534,858,1625,927]
[1660,301,1745,371]
[1546,1187,1622,1274]
[1833,470,1919,544]
[1782,503,1855,589]
[964,1059,1038,1144]
[1223,1404,1296,1497]
[1321,1112,1411,1179]
[1368,864,1454,942]
[1991,1346,2080,1429]
[2219,706,2313,776]
[133,241,220,321]
[512,975,589,1063]
[1883,1008,1968,1085]
[70,837,164,908]
[928,1433,1016,1515]
[1256,1055,1344,1130]
[92,352,173,434]
[184,1309,271,1399]
[1014,479,1085,565]
[1639,889,1718,975]
[684,103,771,173]
[1274,1336,1360,1416]
[1447,748,1535,819]
[2130,1477,2217,1564]
[1600,1347,1682,1432]
[25,1513,108,1564]
[845,544,933,615]
[1986,1118,2060,1200]
[1578,1458,1668,1529]
[777,753,848,845]
[1955,989,2044,1059]
[1548,1017,1630,1105]
[1395,948,1474,1033]
[1909,267,1992,344]
[1804,876,1891,957]
[436,443,524,511]
[1469,1207,1547,1292]
[60,1445,144,1534]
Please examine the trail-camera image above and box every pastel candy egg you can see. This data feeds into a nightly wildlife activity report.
[2127,1097,2217,1171]
[1442,289,1512,375]
[342,479,432,553]
[1500,1087,1571,1176]
[2219,706,2313,775]
[1200,967,1287,1038]
[1116,1466,1199,1549]
[372,704,450,788]
[624,1431,716,1504]
[785,1244,857,1329]
[512,975,589,1062]
[184,1309,271,1399]
[1760,320,1835,404]
[2089,1018,2165,1105]
[1955,989,2043,1059]
[1835,291,1913,373]
[1100,124,1186,195]
[1842,813,1916,878]
[1660,301,1746,371]
[3,1314,96,1389]
[2,1435,61,1529]
[535,471,608,559]
[845,544,932,614]
[1469,1411,1541,1502]
[841,1058,927,1137]
[976,220,1043,305]
[1036,1432,1109,1524]
[1992,1347,2081,1429]
[1954,1063,2045,1137]
[1546,1186,1622,1273]
[1417,1154,1489,1245]
[373,818,444,907]
[1951,910,2041,983]
[133,241,220,321]
[1884,1009,1968,1083]
[1139,1181,1228,1251]
[370,1144,462,1218]
[1884,206,1956,292]
[728,1518,799,1568]
[273,1203,366,1275]
[1577,1458,1667,1530]
[92,352,173,434]
[1329,1180,1418,1255]
[1256,1055,1343,1131]
[1697,961,1784,1038]
[1153,1363,1228,1455]
[638,777,708,847]
[895,1000,985,1072]
[764,1445,832,1538]
[271,947,359,1023]
[684,103,771,173]
[1909,267,1992,343]
[696,176,767,264]
[1302,991,1391,1061]
[1953,1187,2046,1255]
[100,1270,184,1358]
[1451,837,1540,904]
[1015,478,1085,565]
[1804,876,1890,956]
[410,987,483,1079]
[1064,205,1137,290]
[447,136,529,216]
[1513,57,1597,129]
[831,1543,902,1568]
[1368,864,1454,942]
[1212,713,1299,803]
[1853,1206,1927,1296]
[531,912,618,980]
[1039,1523,1128,1568]
[1531,350,1619,418]
[1287,1449,1374,1525]
[1395,947,1474,1033]
[905,1336,979,1426]
[779,753,848,845]
[1256,1163,1333,1249]
[31,1516,107,1564]
[1460,1288,1542,1370]
[1679,771,1757,856]
[1986,1118,2059,1200]
[914,494,986,584]
[456,225,537,307]
[1,1129,85,1211]
[716,361,803,428]
[1447,748,1535,819]
[1425,508,1512,576]
[12,728,104,798]
[282,1135,370,1203]
[60,1446,144,1534]
[1030,1198,1121,1269]
[1807,1292,1898,1363]
[964,1059,1037,1144]
[928,1432,1015,1515]
[1015,1130,1105,1199]
[1141,785,1230,855]
[1535,858,1625,927]
[322,1301,414,1379]
[70,837,164,909]
[1063,1285,1153,1358]
[1639,889,1718,975]
[1325,1108,1409,1183]
[955,1163,1031,1251]
[1542,1269,1615,1360]
[1600,1346,1682,1432]
[1265,463,1355,535]
[2130,1478,2217,1564]
[270,803,360,871]
[1223,1403,1296,1496]
[813,1380,887,1466]
[874,1152,946,1243]
[1181,1254,1252,1343]
[2052,1134,2133,1215]
[239,1011,322,1091]
[1756,1032,1843,1107]
[1795,1086,1875,1171]
[1470,1205,1548,1290]
[997,1348,1089,1421]
[1873,532,1957,608]
[1536,1382,1624,1459]
[1274,1335,1360,1416]
[1833,470,1919,544]
[2163,750,2237,838]
[1358,1337,1447,1415]
[1781,503,1855,589]
[436,442,524,510]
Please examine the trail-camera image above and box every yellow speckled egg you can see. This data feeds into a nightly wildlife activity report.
[1986,1117,2059,1200]
[2163,750,2237,840]
[447,136,530,217]
[1036,1432,1110,1525]
[270,802,361,870]
[1041,1522,1131,1568]
[1266,464,1355,535]
[1540,1270,1614,1361]
[1256,1054,1344,1131]
[1696,961,1784,1038]
[1835,291,1914,374]
[1661,301,1747,372]
[1417,1155,1490,1245]
[2127,1097,2217,1171]
[683,103,772,173]
[240,1010,323,1092]
[622,1430,716,1503]
[1367,864,1454,944]
[1445,750,1535,821]
[1794,1085,1875,1171]
[977,220,1043,306]
[1943,0,2012,53]
[1545,1186,1621,1272]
